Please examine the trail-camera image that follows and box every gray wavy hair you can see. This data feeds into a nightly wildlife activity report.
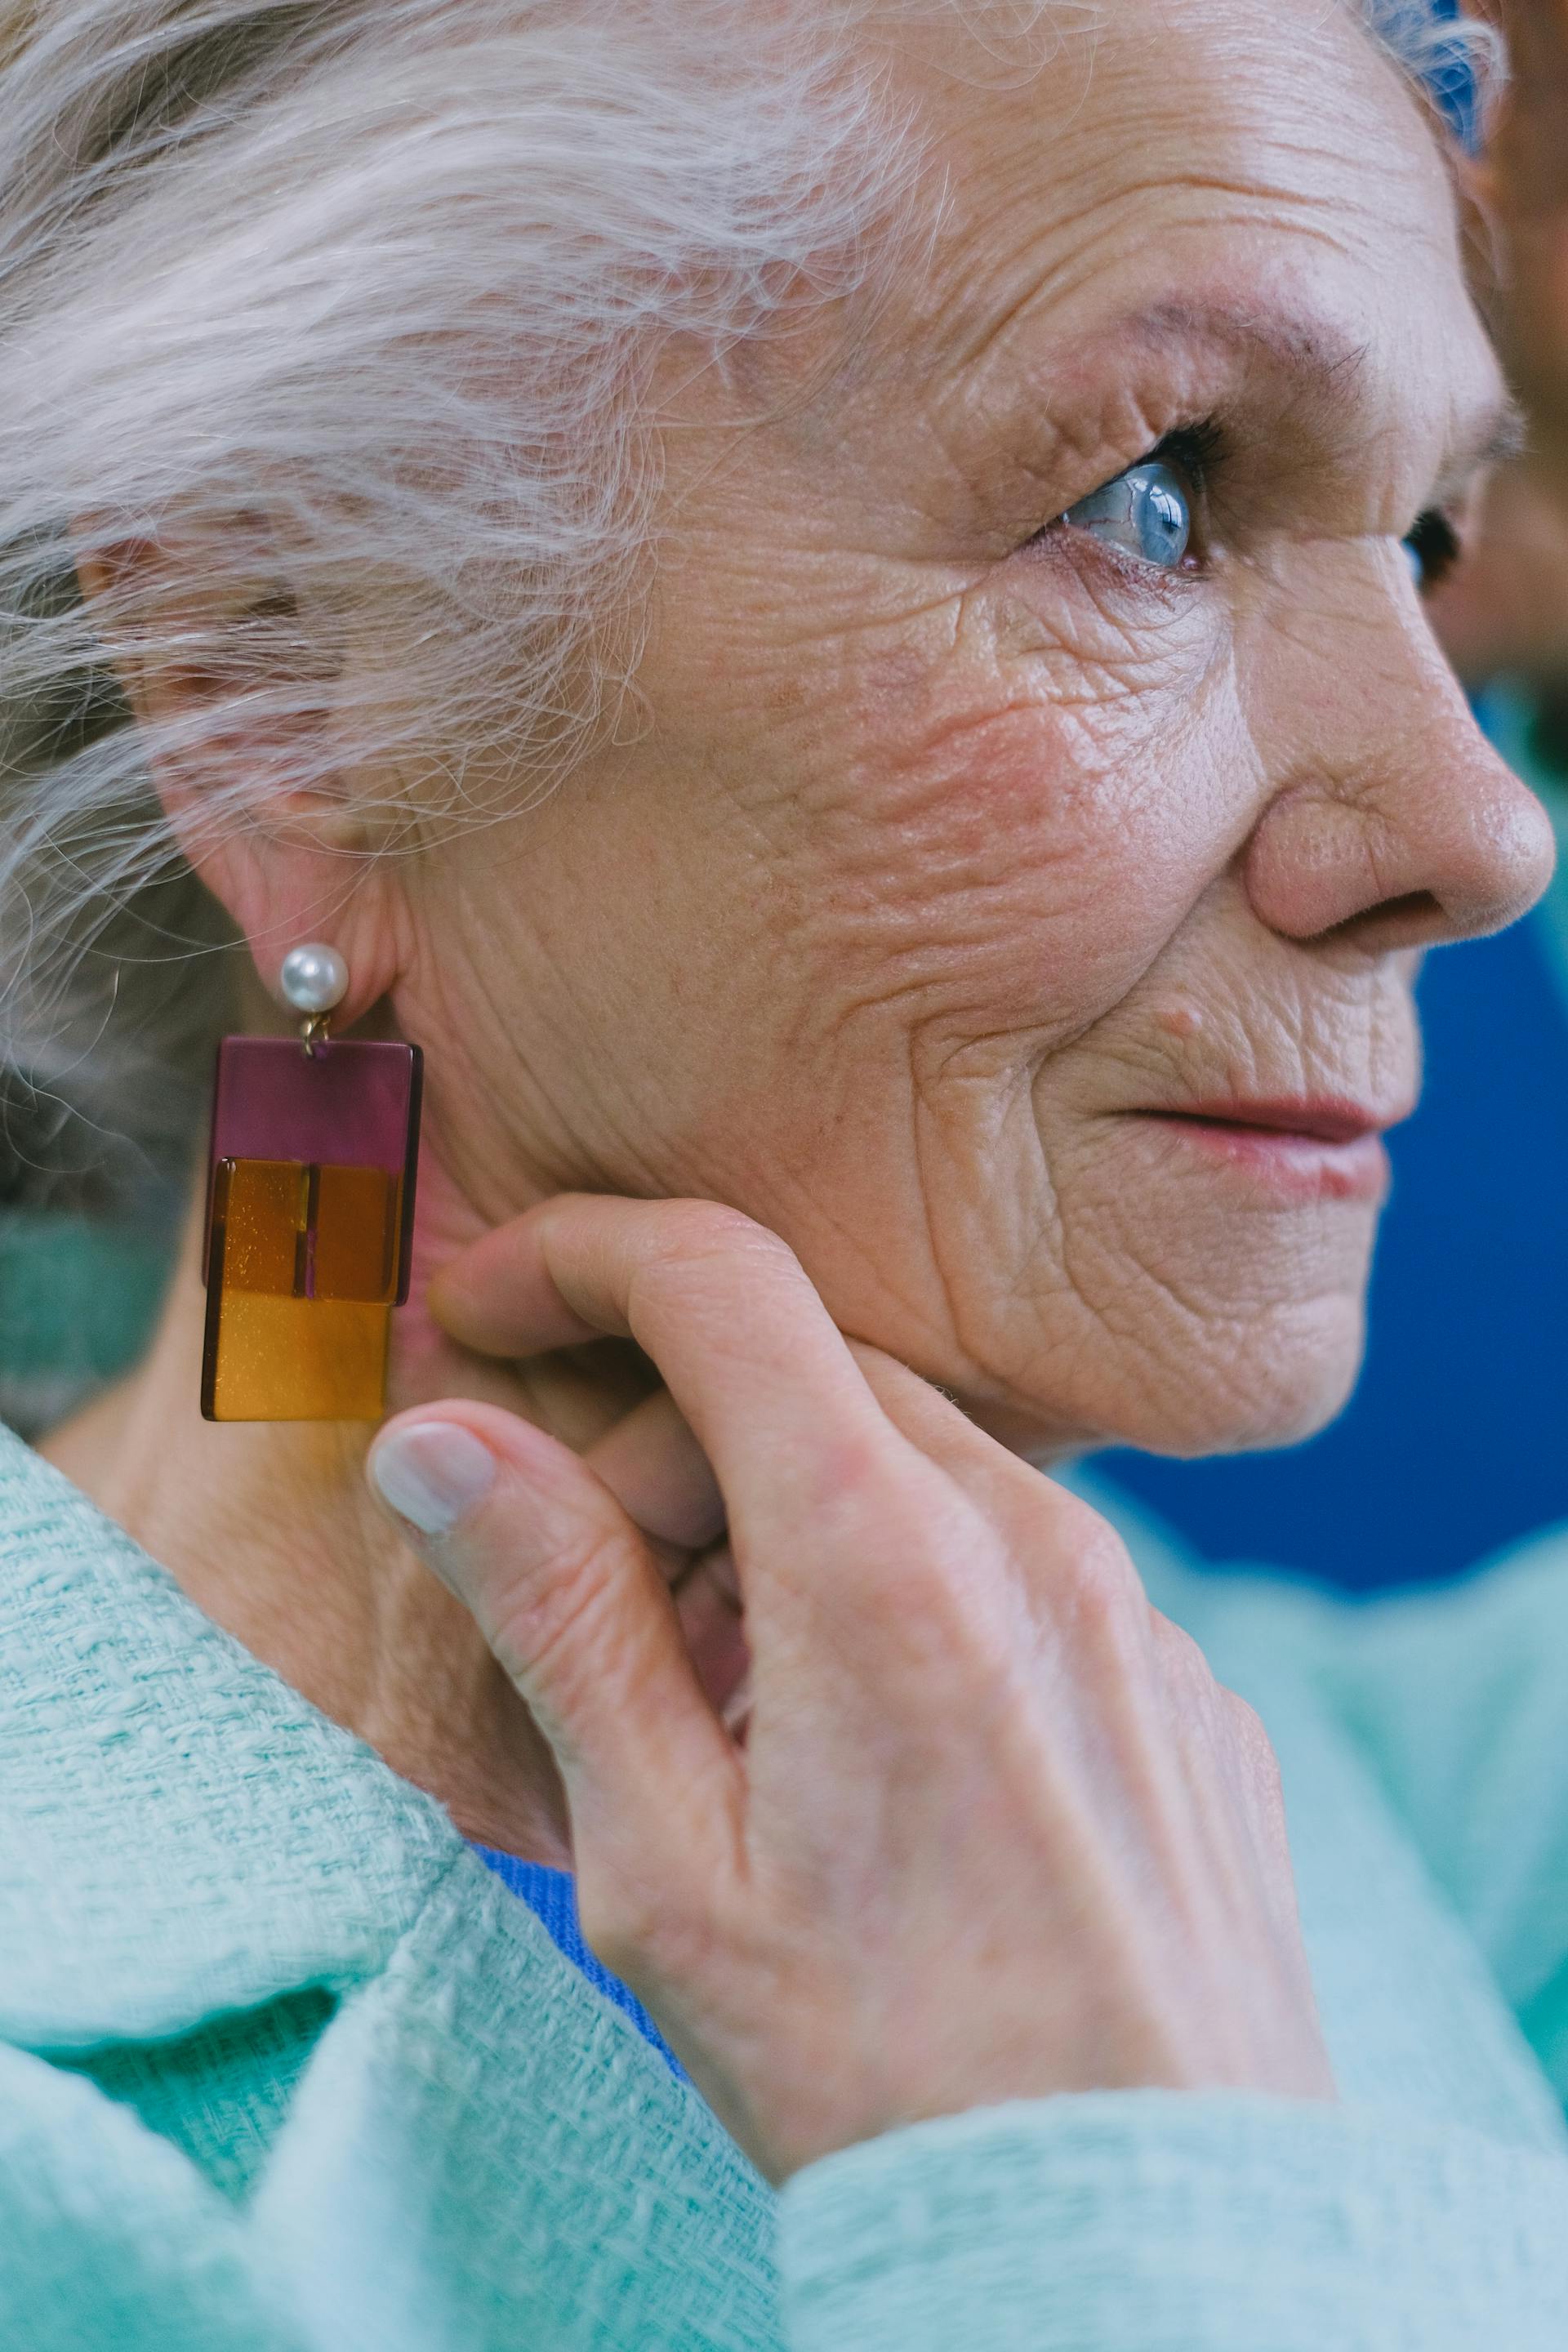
[0,0,1499,1416]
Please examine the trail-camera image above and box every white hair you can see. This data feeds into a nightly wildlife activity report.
[0,0,1501,1414]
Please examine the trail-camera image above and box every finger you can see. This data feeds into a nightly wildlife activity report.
[366,1401,742,1876]
[583,1385,726,1554]
[846,1340,1104,1543]
[671,1544,751,1726]
[845,1343,1003,1470]
[432,1196,911,1552]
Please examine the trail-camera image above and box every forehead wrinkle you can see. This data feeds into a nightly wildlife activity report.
[920,184,1389,384]
[884,17,1461,398]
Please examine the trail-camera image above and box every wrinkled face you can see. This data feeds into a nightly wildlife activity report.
[410,0,1552,1457]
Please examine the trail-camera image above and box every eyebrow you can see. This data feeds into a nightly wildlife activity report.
[1454,401,1529,473]
[1104,296,1525,492]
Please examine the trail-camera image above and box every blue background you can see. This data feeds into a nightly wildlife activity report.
[1103,889,1568,1588]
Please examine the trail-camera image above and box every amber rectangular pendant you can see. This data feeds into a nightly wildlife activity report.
[201,1039,422,1423]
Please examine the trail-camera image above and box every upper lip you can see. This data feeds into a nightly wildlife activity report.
[1143,1096,1407,1143]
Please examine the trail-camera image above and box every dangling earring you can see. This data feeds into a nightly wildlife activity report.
[201,945,423,1422]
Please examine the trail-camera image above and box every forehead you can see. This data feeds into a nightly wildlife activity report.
[862,0,1495,455]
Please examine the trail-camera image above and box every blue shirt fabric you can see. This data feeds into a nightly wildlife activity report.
[471,1842,684,2074]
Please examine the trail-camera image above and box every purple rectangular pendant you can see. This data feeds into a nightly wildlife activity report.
[206,1038,422,1303]
[201,1037,423,1423]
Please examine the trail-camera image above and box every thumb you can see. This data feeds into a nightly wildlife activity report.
[367,1405,742,1890]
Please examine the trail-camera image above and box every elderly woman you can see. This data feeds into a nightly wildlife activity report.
[3,0,1568,2342]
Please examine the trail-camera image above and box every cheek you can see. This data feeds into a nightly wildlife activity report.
[791,599,1258,1051]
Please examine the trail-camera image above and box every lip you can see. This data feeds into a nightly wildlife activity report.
[1129,1097,1404,1203]
[1148,1096,1402,1144]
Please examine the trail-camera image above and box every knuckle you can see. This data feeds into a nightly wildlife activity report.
[1056,1521,1145,1638]
[1223,1686,1283,1780]
[628,1203,808,1325]
[1149,1623,1275,1766]
[1151,1610,1211,1684]
[1020,1481,1140,1593]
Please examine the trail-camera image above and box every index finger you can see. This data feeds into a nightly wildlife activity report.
[430,1194,910,1539]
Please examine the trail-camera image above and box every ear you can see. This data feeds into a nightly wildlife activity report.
[74,512,407,1026]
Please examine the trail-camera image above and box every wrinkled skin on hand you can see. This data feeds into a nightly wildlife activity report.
[374,1196,1334,2182]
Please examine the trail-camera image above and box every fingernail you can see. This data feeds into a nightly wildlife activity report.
[369,1422,496,1535]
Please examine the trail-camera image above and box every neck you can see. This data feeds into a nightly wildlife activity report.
[38,1200,574,1869]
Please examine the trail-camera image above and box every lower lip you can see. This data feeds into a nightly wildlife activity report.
[1136,1116,1390,1203]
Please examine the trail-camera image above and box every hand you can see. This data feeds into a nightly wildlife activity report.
[369,1196,1332,2183]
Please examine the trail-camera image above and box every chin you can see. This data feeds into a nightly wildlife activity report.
[971,1293,1371,1467]
[1124,1307,1370,1463]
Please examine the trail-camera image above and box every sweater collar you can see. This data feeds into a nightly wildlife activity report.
[0,1422,463,2050]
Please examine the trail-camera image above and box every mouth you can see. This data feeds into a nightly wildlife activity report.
[1129,1097,1403,1202]
[1147,1096,1396,1144]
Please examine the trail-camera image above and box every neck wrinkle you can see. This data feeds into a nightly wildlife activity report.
[37,1190,574,1870]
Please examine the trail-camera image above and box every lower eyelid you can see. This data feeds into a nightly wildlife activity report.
[1021,525,1205,599]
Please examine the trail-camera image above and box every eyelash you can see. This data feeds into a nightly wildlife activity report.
[1040,419,1465,592]
[1149,418,1225,487]
[1143,429,1467,590]
[1031,419,1222,567]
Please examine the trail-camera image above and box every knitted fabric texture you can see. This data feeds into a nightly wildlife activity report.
[471,1846,683,2073]
[1,1425,1567,2349]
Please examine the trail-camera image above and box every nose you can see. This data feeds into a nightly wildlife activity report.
[1242,635,1556,956]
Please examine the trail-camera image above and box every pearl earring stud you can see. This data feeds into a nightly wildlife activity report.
[278,942,349,1017]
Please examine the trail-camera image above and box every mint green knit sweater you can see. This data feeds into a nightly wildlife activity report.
[2,1420,1567,2350]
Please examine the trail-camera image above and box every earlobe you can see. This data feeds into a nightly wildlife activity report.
[193,847,403,1035]
[71,512,407,1029]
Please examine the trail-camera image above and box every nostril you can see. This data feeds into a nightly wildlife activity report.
[1321,891,1443,951]
[1243,741,1556,951]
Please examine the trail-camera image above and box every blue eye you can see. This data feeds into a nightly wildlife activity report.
[1062,461,1192,568]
